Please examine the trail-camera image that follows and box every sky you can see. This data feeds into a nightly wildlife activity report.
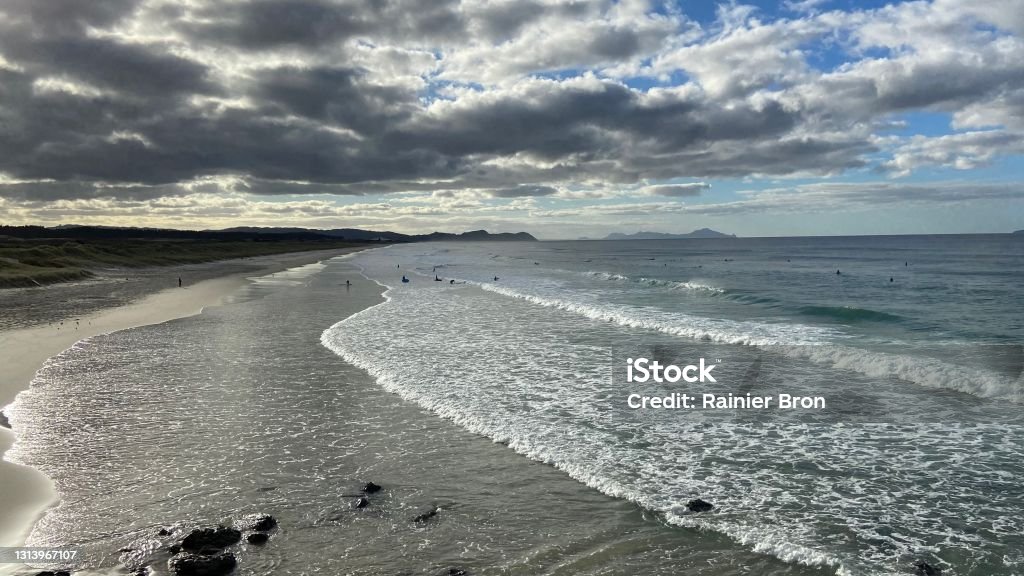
[0,0,1023,239]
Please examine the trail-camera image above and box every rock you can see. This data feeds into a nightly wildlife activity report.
[686,499,714,513]
[246,533,269,545]
[362,482,382,494]
[0,410,10,429]
[158,527,172,536]
[167,552,236,576]
[34,572,71,576]
[167,545,182,555]
[236,513,277,532]
[353,497,370,509]
[412,505,439,523]
[441,569,469,576]
[915,561,942,576]
[180,526,241,551]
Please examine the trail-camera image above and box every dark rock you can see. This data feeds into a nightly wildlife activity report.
[180,526,241,551]
[158,527,172,536]
[246,533,269,545]
[167,545,182,555]
[167,552,236,576]
[353,497,370,509]
[915,561,942,576]
[686,499,714,513]
[0,410,10,429]
[441,569,469,576]
[236,513,277,532]
[413,505,439,523]
[35,572,71,576]
[362,481,382,494]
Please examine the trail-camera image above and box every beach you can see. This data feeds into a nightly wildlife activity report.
[0,247,366,554]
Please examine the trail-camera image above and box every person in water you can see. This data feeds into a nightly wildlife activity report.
[435,275,442,281]
[493,276,499,281]
[402,275,409,283]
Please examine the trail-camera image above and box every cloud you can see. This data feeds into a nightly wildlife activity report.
[0,0,1020,235]
[882,131,1024,176]
[644,182,710,197]
[680,181,1024,215]
[489,185,558,198]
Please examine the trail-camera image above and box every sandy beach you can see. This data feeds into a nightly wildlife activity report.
[0,247,366,552]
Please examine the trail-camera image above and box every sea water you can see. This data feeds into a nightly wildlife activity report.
[322,236,1024,575]
[7,235,1024,576]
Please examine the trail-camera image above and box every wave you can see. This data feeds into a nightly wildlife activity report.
[798,305,904,323]
[469,281,1022,403]
[583,270,725,294]
[785,345,1024,403]
[319,305,850,574]
[476,281,824,345]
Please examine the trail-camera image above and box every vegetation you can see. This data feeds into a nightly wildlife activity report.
[0,239,361,288]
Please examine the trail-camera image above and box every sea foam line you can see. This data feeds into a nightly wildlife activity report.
[583,270,725,294]
[465,279,1022,403]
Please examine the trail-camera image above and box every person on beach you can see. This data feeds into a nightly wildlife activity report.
[178,277,182,287]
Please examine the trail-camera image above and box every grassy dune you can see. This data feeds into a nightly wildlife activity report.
[0,239,362,288]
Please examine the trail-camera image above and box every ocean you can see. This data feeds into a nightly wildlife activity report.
[7,235,1024,575]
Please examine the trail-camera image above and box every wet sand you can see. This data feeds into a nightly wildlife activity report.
[0,247,367,552]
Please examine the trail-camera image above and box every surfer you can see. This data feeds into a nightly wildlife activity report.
[401,275,409,283]
[493,276,499,281]
[435,275,442,281]
[450,279,455,284]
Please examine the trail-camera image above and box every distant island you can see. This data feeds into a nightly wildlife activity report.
[604,228,736,240]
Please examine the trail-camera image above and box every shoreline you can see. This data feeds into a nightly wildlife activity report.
[0,247,368,552]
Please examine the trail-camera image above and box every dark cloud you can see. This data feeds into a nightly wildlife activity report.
[179,0,464,50]
[0,0,141,33]
[647,183,710,197]
[1,35,216,100]
[254,66,413,133]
